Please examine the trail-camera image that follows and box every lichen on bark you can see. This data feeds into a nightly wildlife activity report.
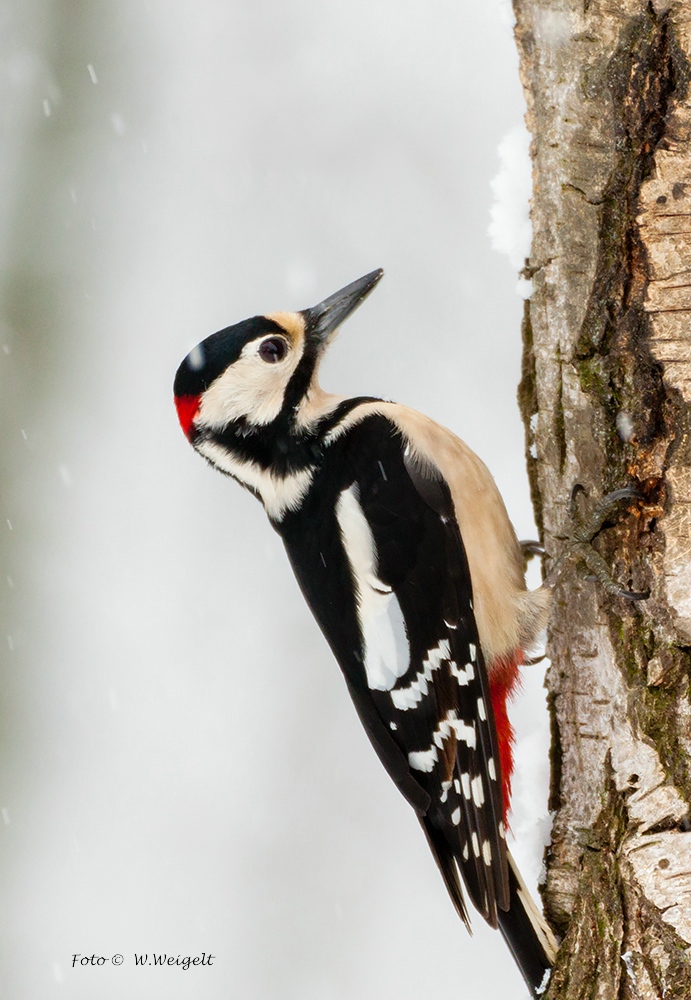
[513,0,691,995]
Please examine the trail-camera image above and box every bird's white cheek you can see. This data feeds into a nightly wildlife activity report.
[199,352,299,429]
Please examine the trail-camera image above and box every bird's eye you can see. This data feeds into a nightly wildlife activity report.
[258,337,288,363]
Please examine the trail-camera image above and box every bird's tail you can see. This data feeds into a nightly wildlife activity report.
[499,850,558,995]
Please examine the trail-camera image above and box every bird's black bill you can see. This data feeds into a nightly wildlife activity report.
[303,269,384,343]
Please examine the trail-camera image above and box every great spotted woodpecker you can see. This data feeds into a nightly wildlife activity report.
[174,270,558,993]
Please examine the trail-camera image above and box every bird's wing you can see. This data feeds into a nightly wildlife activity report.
[280,412,509,926]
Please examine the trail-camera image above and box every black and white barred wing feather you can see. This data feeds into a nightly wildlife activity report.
[281,414,509,928]
[401,445,509,927]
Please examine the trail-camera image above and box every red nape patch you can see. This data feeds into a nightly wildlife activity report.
[488,651,523,828]
[174,394,201,440]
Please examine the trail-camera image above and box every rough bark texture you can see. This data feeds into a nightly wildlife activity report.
[514,1,691,996]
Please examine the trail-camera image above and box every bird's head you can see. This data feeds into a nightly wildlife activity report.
[174,269,384,443]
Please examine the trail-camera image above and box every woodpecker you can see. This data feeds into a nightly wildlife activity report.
[174,270,558,993]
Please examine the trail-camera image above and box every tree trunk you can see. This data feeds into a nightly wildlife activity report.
[513,2,691,996]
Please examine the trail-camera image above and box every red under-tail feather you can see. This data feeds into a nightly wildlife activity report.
[488,650,522,825]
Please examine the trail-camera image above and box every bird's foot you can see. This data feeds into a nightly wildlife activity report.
[519,539,545,575]
[567,484,650,601]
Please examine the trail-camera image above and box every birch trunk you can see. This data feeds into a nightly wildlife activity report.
[513,2,691,996]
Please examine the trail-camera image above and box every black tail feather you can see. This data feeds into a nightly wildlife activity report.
[419,816,472,930]
[498,852,558,995]
[420,817,558,993]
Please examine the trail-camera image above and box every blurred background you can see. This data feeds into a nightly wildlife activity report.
[0,2,550,997]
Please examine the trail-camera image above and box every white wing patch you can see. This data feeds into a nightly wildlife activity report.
[390,639,451,710]
[451,660,475,686]
[407,709,477,772]
[336,484,410,691]
[408,746,438,773]
[471,775,485,807]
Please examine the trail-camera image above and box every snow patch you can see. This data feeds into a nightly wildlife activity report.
[507,663,553,894]
[535,9,573,47]
[489,125,532,271]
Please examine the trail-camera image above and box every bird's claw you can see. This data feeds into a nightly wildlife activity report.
[568,483,649,601]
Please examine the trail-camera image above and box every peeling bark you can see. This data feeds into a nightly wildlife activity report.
[513,1,691,995]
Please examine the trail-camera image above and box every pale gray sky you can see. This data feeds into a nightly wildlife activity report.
[0,3,548,997]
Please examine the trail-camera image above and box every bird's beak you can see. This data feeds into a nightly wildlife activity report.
[303,269,384,344]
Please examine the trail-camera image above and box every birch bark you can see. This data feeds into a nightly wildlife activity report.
[514,2,691,996]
